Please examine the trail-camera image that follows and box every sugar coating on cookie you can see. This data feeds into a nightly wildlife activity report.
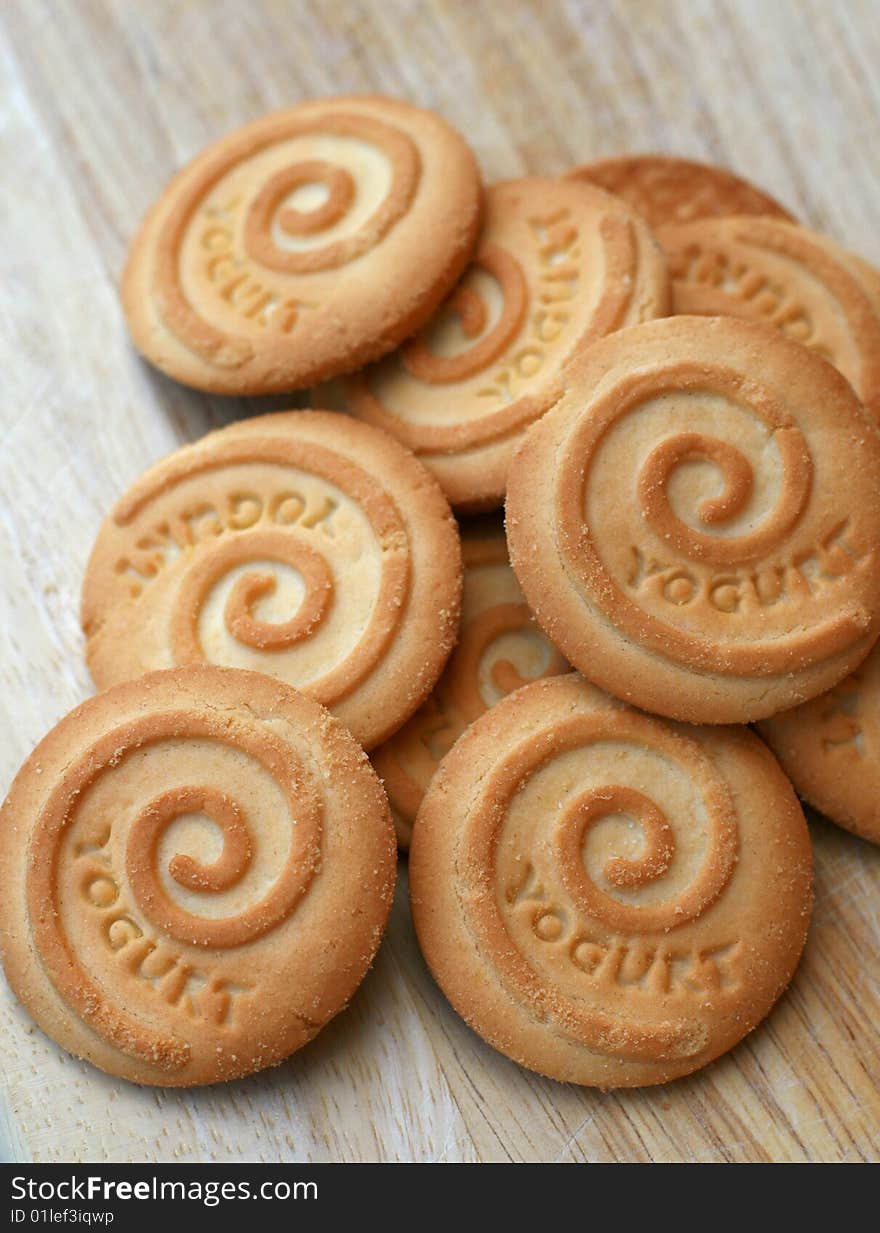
[337,177,670,510]
[569,155,794,228]
[658,216,880,422]
[410,674,812,1088]
[81,411,462,750]
[122,96,482,394]
[0,667,397,1086]
[373,517,569,847]
[759,640,880,845]
[506,316,880,724]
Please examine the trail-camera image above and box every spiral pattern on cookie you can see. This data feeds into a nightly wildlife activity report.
[555,361,873,675]
[460,706,738,1062]
[171,529,334,658]
[156,111,421,368]
[104,433,411,706]
[443,602,569,722]
[27,708,322,1072]
[399,243,529,386]
[344,184,648,455]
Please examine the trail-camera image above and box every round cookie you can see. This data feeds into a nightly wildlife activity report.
[410,674,812,1088]
[373,517,569,847]
[0,666,397,1086]
[658,216,880,422]
[568,155,794,228]
[122,96,482,395]
[759,641,880,845]
[336,177,670,510]
[505,316,880,724]
[82,410,462,750]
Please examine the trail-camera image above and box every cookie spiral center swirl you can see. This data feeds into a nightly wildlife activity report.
[637,428,808,566]
[135,787,254,895]
[249,160,356,237]
[400,244,528,384]
[561,785,674,891]
[125,770,317,949]
[443,601,568,722]
[554,783,731,932]
[241,113,420,276]
[171,529,335,657]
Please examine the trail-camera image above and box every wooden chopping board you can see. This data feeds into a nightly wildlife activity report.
[0,0,878,1163]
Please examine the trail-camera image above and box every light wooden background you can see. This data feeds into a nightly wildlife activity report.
[1,0,879,1164]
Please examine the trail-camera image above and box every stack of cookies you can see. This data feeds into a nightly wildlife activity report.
[3,96,879,1092]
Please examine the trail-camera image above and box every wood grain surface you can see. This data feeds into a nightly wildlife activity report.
[1,0,879,1164]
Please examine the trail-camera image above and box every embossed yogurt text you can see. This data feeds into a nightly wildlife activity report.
[76,829,250,1025]
[506,861,741,995]
[477,208,580,402]
[671,243,821,348]
[628,519,870,613]
[200,199,316,332]
[114,487,339,597]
